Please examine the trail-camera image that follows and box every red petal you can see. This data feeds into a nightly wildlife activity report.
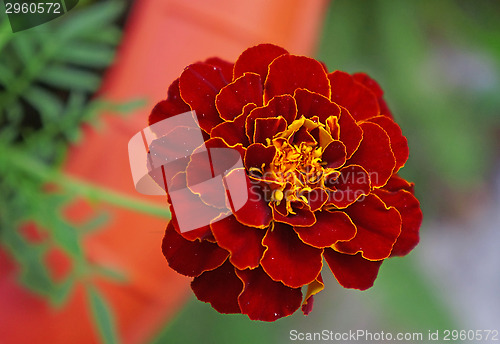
[211,103,255,147]
[237,267,302,321]
[162,221,228,277]
[244,143,277,172]
[299,188,328,212]
[335,194,401,260]
[328,71,380,121]
[246,95,297,140]
[261,222,323,288]
[322,140,347,169]
[148,78,191,126]
[233,43,289,82]
[383,174,415,193]
[253,117,287,144]
[265,55,331,102]
[191,260,243,314]
[179,62,228,133]
[294,211,356,248]
[233,176,273,228]
[338,107,362,159]
[324,249,383,290]
[374,189,422,257]
[352,72,393,119]
[301,274,324,315]
[205,57,234,83]
[211,215,266,269]
[272,201,317,227]
[294,88,340,122]
[326,164,371,208]
[347,122,395,187]
[368,116,409,173]
[216,72,263,121]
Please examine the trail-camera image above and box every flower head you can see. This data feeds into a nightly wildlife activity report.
[150,44,422,321]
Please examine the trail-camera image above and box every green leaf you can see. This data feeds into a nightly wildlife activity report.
[57,1,124,41]
[86,285,119,344]
[55,42,116,68]
[38,65,101,92]
[23,85,64,123]
[11,32,35,66]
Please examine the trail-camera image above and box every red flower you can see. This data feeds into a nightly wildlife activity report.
[149,44,422,321]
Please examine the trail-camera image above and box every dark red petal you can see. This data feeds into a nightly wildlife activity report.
[324,249,383,290]
[191,260,243,314]
[294,88,340,122]
[211,104,255,147]
[233,43,289,82]
[293,211,356,248]
[272,202,316,227]
[211,215,266,269]
[265,55,331,102]
[205,57,234,83]
[338,107,363,159]
[374,189,422,257]
[170,211,213,242]
[383,174,415,194]
[328,71,380,121]
[179,62,228,133]
[299,188,328,212]
[261,222,323,288]
[352,72,393,119]
[347,122,395,187]
[368,116,409,173]
[244,143,277,172]
[148,78,191,126]
[301,274,324,315]
[253,117,286,144]
[246,95,297,139]
[162,221,228,277]
[216,72,263,121]
[335,194,401,260]
[233,176,273,228]
[236,267,302,322]
[322,140,347,169]
[326,164,371,208]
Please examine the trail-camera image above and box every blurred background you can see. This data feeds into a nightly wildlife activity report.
[1,0,499,343]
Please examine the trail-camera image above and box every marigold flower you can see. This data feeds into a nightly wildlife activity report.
[150,43,422,321]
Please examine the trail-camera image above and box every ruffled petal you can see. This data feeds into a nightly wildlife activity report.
[204,57,234,83]
[211,215,266,269]
[334,194,401,260]
[236,267,302,322]
[253,117,287,145]
[244,143,277,172]
[233,176,273,228]
[322,140,347,169]
[293,210,356,248]
[265,55,331,102]
[148,78,191,126]
[162,221,228,277]
[368,116,409,173]
[328,71,380,121]
[383,174,415,193]
[294,88,341,122]
[261,222,323,288]
[233,43,289,82]
[191,260,243,314]
[179,62,228,133]
[325,164,371,208]
[216,72,263,121]
[324,249,383,290]
[272,201,316,227]
[352,72,393,118]
[301,274,324,315]
[347,122,395,187]
[374,189,422,257]
[246,95,297,139]
[211,103,255,147]
[337,107,363,159]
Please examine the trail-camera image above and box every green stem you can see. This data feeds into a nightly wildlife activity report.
[2,146,171,219]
